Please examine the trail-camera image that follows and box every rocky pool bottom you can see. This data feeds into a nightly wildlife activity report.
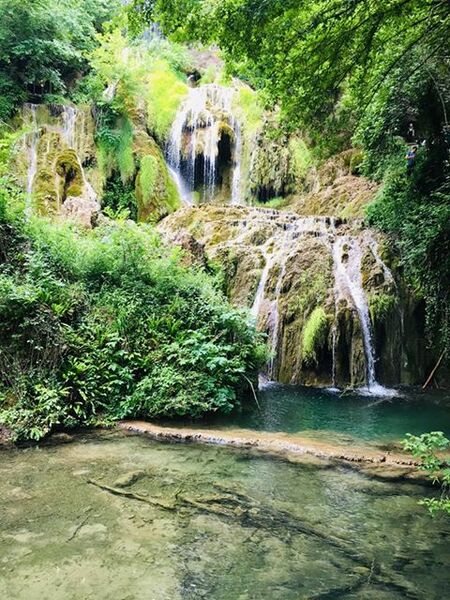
[1,429,450,600]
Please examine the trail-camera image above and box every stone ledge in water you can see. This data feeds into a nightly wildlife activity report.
[117,421,426,482]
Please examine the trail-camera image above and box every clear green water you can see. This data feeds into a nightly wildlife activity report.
[1,431,449,599]
[209,384,450,443]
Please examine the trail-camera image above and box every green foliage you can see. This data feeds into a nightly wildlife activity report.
[289,137,313,183]
[0,0,120,119]
[102,173,137,221]
[146,59,188,141]
[403,432,450,517]
[302,307,328,365]
[254,197,289,210]
[130,1,449,352]
[96,108,136,184]
[117,118,136,183]
[368,292,397,323]
[234,87,265,136]
[87,27,188,141]
[141,1,449,131]
[367,160,450,351]
[0,196,265,441]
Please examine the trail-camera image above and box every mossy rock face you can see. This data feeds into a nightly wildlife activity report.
[159,205,429,387]
[56,149,84,202]
[276,240,334,384]
[34,168,59,215]
[133,132,181,223]
[16,103,99,217]
[209,246,263,308]
[287,150,379,219]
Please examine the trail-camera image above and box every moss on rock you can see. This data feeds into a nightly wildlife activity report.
[134,134,181,223]
[302,307,329,366]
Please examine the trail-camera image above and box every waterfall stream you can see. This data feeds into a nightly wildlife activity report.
[22,104,98,212]
[191,207,396,393]
[332,237,396,396]
[24,104,39,217]
[61,106,77,149]
[251,246,273,318]
[167,84,243,205]
[332,237,377,387]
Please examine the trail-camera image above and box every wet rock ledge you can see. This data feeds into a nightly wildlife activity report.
[117,421,425,482]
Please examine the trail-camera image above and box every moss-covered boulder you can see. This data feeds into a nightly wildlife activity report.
[134,132,180,222]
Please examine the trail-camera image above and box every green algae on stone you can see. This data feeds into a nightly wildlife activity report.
[302,307,329,366]
[146,59,189,141]
[56,149,84,198]
[135,137,181,223]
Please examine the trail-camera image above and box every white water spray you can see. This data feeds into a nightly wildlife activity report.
[332,236,397,396]
[24,104,39,217]
[167,84,243,204]
[61,106,77,149]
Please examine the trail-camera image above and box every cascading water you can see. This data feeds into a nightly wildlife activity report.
[61,105,97,203]
[251,246,273,318]
[21,104,98,213]
[268,235,293,379]
[24,104,39,217]
[168,166,193,206]
[160,206,403,392]
[332,236,397,396]
[231,117,243,205]
[245,210,338,380]
[61,106,77,149]
[167,84,243,205]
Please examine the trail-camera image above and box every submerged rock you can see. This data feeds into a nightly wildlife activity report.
[113,470,146,488]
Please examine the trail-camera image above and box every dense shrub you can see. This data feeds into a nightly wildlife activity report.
[0,199,265,441]
[0,0,119,119]
[366,155,450,352]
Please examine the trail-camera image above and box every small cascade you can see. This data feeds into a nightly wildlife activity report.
[333,236,377,386]
[168,166,193,205]
[231,117,242,205]
[268,236,292,379]
[330,324,339,390]
[160,206,410,390]
[246,212,338,380]
[332,236,396,395]
[167,84,243,204]
[24,104,39,216]
[21,103,98,216]
[251,248,272,318]
[61,105,98,203]
[61,106,77,149]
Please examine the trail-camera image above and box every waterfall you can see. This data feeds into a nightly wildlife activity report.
[268,235,292,379]
[24,104,39,217]
[247,211,337,380]
[251,246,273,318]
[231,117,243,205]
[332,236,396,395]
[167,84,243,204]
[168,166,193,206]
[61,105,97,203]
[21,103,98,214]
[160,206,402,392]
[61,106,77,149]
